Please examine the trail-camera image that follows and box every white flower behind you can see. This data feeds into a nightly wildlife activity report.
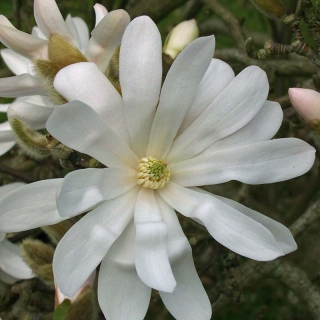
[0,183,34,284]
[0,0,129,156]
[0,16,316,320]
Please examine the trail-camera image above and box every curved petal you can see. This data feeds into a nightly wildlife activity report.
[170,138,316,186]
[134,188,176,292]
[98,222,151,320]
[94,4,108,26]
[65,15,81,48]
[204,100,283,153]
[53,63,130,144]
[85,10,130,73]
[159,182,285,261]
[0,182,25,196]
[0,121,14,142]
[0,179,64,232]
[71,17,89,49]
[0,15,16,28]
[0,103,10,112]
[156,195,212,320]
[34,0,76,45]
[167,66,269,163]
[46,101,139,169]
[120,16,162,158]
[0,240,33,279]
[0,25,48,60]
[147,36,215,160]
[0,74,46,97]
[209,193,297,254]
[8,97,53,129]
[57,167,137,218]
[53,187,138,297]
[1,49,29,75]
[178,58,235,135]
[0,141,15,156]
[0,269,17,284]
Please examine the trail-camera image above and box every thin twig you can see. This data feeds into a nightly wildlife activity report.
[201,0,246,49]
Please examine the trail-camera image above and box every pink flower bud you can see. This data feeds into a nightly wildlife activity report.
[289,88,320,123]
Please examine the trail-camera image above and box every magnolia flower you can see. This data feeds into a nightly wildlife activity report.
[289,87,320,123]
[0,16,316,320]
[163,19,199,59]
[0,183,34,284]
[0,0,129,156]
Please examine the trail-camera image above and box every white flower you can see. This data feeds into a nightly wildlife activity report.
[0,0,129,156]
[0,183,34,284]
[163,19,199,59]
[0,16,316,320]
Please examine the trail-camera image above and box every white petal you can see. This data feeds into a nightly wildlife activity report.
[34,0,76,45]
[120,16,162,158]
[205,100,283,153]
[0,121,14,142]
[0,240,33,279]
[8,97,53,129]
[94,4,108,26]
[178,58,235,134]
[156,195,212,320]
[53,63,130,144]
[54,188,138,297]
[0,74,46,97]
[98,222,151,320]
[170,138,316,186]
[0,15,15,28]
[0,103,9,112]
[31,26,46,39]
[85,10,130,73]
[71,17,89,49]
[167,66,269,163]
[46,101,139,169]
[1,49,29,75]
[0,141,15,156]
[0,25,48,60]
[57,167,137,218]
[134,188,176,292]
[159,182,285,261]
[0,182,25,197]
[210,193,297,254]
[0,269,17,284]
[0,179,65,232]
[147,36,215,160]
[65,15,81,48]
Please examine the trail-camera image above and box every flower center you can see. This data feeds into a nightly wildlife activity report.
[137,157,170,189]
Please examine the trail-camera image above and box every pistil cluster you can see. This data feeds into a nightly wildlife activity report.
[137,157,170,189]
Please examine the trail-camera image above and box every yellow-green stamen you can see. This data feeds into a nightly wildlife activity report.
[137,157,170,189]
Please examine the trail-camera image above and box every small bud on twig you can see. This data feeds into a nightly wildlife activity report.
[250,0,287,20]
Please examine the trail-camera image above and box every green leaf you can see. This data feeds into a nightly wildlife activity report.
[53,299,72,320]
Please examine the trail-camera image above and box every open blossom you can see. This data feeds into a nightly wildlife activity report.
[0,0,129,156]
[0,16,316,320]
[0,183,34,284]
[289,87,320,123]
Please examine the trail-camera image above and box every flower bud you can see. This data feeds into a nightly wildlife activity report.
[163,19,199,59]
[289,88,320,123]
[250,0,287,20]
